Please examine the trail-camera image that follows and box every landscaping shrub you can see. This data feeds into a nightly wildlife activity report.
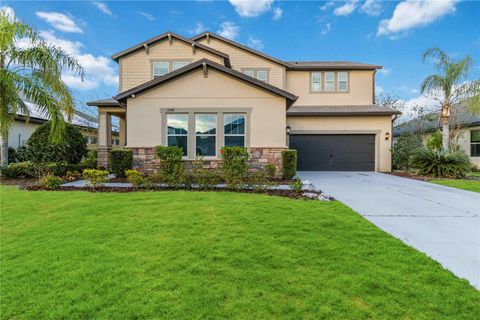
[410,148,471,178]
[426,130,443,151]
[81,150,98,169]
[221,146,249,188]
[126,169,151,189]
[265,163,276,180]
[190,155,222,189]
[26,122,87,164]
[282,150,297,180]
[7,147,16,164]
[110,149,133,178]
[290,179,303,193]
[392,134,422,171]
[155,146,184,184]
[82,169,109,187]
[64,170,82,182]
[247,170,270,191]
[38,174,63,190]
[46,162,83,177]
[1,162,35,178]
[15,146,29,162]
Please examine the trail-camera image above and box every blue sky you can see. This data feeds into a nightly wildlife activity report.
[2,0,480,116]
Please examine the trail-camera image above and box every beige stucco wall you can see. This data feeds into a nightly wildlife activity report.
[286,70,375,106]
[197,38,286,89]
[3,120,41,149]
[119,39,224,91]
[287,115,393,172]
[457,126,480,167]
[126,68,287,154]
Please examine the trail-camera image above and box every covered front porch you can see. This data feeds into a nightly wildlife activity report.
[86,98,126,168]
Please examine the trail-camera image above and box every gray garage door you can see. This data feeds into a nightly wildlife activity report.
[289,134,375,171]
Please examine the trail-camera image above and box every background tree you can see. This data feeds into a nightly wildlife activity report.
[421,48,480,152]
[392,133,422,171]
[0,11,84,167]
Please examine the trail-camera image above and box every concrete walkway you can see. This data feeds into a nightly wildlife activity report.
[298,171,480,290]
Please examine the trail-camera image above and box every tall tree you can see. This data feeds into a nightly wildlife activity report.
[0,11,84,167]
[421,48,480,152]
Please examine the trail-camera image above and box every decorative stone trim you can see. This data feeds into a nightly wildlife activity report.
[128,147,286,176]
[97,146,111,169]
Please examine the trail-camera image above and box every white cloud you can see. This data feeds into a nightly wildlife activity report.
[334,0,359,16]
[36,11,83,33]
[247,36,264,50]
[321,23,331,36]
[375,85,384,95]
[361,0,382,16]
[378,0,457,37]
[218,21,240,40]
[377,68,390,76]
[92,1,112,15]
[319,2,335,11]
[138,11,155,21]
[37,30,117,90]
[272,7,282,20]
[189,22,207,35]
[228,0,274,17]
[1,6,15,22]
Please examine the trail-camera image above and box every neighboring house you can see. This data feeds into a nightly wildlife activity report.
[88,31,399,172]
[393,107,480,168]
[4,100,118,151]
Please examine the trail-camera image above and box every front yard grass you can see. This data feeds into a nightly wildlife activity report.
[430,179,480,192]
[1,186,479,319]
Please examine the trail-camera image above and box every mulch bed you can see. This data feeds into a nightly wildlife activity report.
[387,171,433,181]
[22,185,329,200]
[0,178,38,187]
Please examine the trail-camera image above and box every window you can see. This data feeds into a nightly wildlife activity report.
[224,114,245,147]
[242,69,268,82]
[172,61,189,70]
[325,72,335,91]
[311,72,321,92]
[338,71,348,91]
[167,114,188,156]
[471,130,480,157]
[153,61,169,78]
[153,61,189,78]
[195,114,217,157]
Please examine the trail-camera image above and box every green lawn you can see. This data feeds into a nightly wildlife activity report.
[430,179,480,192]
[1,186,479,319]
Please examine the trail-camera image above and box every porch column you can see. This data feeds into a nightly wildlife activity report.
[119,115,126,147]
[97,111,112,168]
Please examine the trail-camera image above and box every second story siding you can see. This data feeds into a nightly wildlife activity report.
[286,70,375,106]
[119,38,224,91]
[197,38,286,89]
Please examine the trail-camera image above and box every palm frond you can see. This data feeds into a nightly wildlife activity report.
[422,47,450,70]
[420,74,444,95]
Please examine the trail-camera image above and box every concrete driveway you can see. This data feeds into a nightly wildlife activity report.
[298,171,480,289]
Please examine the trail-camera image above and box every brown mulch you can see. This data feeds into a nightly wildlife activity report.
[0,178,38,187]
[387,171,433,181]
[22,185,328,200]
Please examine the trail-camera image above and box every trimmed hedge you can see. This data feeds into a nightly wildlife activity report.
[110,149,133,178]
[26,122,87,164]
[1,162,83,179]
[221,146,249,188]
[282,149,297,180]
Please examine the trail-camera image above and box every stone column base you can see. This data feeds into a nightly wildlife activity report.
[249,147,286,178]
[97,146,111,169]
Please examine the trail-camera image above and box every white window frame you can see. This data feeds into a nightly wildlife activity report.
[337,71,348,92]
[223,113,246,148]
[172,61,189,71]
[152,61,169,78]
[324,72,335,92]
[242,69,269,83]
[195,113,217,158]
[311,72,321,92]
[153,60,190,78]
[166,113,189,156]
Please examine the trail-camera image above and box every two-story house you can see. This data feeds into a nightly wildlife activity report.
[87,31,400,172]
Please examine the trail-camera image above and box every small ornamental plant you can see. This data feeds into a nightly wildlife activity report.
[155,146,185,185]
[265,163,276,180]
[220,146,249,188]
[282,150,297,180]
[126,169,152,189]
[38,174,64,190]
[82,169,109,187]
[110,149,133,178]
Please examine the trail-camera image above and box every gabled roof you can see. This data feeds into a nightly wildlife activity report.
[86,98,123,107]
[111,31,230,66]
[287,61,383,70]
[191,32,291,68]
[115,58,298,107]
[287,105,400,116]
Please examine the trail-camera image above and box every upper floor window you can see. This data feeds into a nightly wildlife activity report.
[311,72,321,92]
[242,69,269,83]
[153,60,190,78]
[471,130,480,157]
[337,71,348,91]
[324,72,335,91]
[310,71,349,93]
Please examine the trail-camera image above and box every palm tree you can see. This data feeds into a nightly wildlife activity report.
[0,11,84,167]
[421,48,480,152]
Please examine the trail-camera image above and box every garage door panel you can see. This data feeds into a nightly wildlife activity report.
[290,134,375,171]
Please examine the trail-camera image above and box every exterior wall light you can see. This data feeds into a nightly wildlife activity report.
[286,125,291,135]
[385,132,390,140]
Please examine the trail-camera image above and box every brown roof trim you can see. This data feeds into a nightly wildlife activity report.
[115,58,298,107]
[15,115,48,124]
[287,105,401,116]
[192,32,291,68]
[287,61,383,71]
[111,32,231,67]
[86,98,124,107]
